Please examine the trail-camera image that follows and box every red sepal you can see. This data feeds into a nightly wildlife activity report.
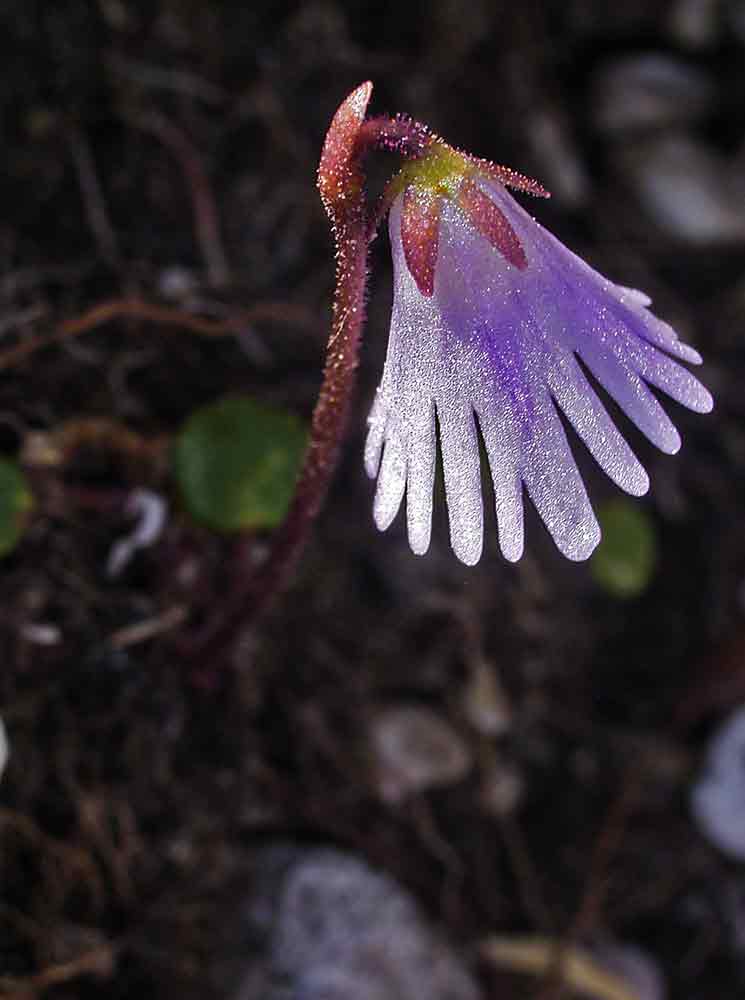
[400,185,442,297]
[457,177,528,270]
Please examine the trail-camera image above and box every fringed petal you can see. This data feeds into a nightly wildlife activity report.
[366,176,712,565]
[545,347,649,497]
[518,382,601,561]
[373,432,407,530]
[438,401,484,566]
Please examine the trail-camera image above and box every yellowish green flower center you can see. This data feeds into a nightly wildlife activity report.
[388,141,470,201]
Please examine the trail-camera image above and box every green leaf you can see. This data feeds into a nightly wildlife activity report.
[592,499,658,599]
[0,457,33,557]
[174,396,306,533]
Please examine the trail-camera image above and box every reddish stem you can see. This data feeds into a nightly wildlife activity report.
[186,83,429,659]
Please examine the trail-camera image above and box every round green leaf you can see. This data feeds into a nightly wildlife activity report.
[174,396,306,533]
[591,499,658,599]
[0,457,33,556]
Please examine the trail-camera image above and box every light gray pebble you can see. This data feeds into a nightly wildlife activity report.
[691,704,745,861]
[590,940,667,1000]
[157,265,198,301]
[527,109,590,207]
[0,715,7,782]
[231,846,481,1000]
[668,0,722,48]
[592,54,714,134]
[620,134,745,245]
[369,705,472,803]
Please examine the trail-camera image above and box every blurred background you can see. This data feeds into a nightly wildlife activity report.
[1,2,745,998]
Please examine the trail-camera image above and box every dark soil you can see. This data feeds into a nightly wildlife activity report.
[1,2,745,998]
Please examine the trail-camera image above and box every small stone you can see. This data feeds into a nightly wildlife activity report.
[592,54,713,134]
[20,622,61,645]
[232,846,481,1000]
[461,661,512,737]
[691,704,745,860]
[369,705,472,804]
[590,940,666,1000]
[480,758,524,817]
[157,266,198,301]
[621,134,745,245]
[528,109,590,207]
[668,0,721,48]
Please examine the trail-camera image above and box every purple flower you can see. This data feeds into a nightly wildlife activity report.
[365,147,713,565]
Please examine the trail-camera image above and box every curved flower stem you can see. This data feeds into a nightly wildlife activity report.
[239,178,371,619]
[186,84,430,660]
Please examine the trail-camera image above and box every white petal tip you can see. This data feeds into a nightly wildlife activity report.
[697,390,714,414]
[618,285,652,308]
[451,530,484,566]
[681,345,703,365]
[627,470,650,497]
[364,432,384,478]
[566,544,599,562]
[408,529,432,557]
[455,548,482,567]
[666,434,682,456]
[373,502,398,532]
[501,542,524,563]
[559,522,601,562]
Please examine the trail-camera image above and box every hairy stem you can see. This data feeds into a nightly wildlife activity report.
[186,83,431,661]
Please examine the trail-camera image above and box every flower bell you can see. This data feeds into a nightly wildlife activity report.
[364,136,713,565]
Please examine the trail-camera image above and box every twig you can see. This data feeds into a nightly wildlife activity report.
[534,761,645,1000]
[0,305,48,339]
[23,417,167,469]
[0,808,104,911]
[673,625,745,731]
[65,123,123,270]
[0,297,317,372]
[569,767,644,939]
[109,605,188,649]
[127,110,230,288]
[0,944,115,996]
[480,937,638,1000]
[106,52,226,104]
[498,812,555,934]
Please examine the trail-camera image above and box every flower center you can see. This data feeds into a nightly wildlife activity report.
[392,141,469,201]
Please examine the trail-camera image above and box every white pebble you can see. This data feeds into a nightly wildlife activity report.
[461,661,512,737]
[668,0,720,48]
[592,55,713,133]
[480,760,524,817]
[622,135,745,245]
[0,716,8,782]
[369,705,472,804]
[20,622,61,645]
[107,489,167,577]
[590,940,667,1000]
[691,704,745,860]
[158,266,198,301]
